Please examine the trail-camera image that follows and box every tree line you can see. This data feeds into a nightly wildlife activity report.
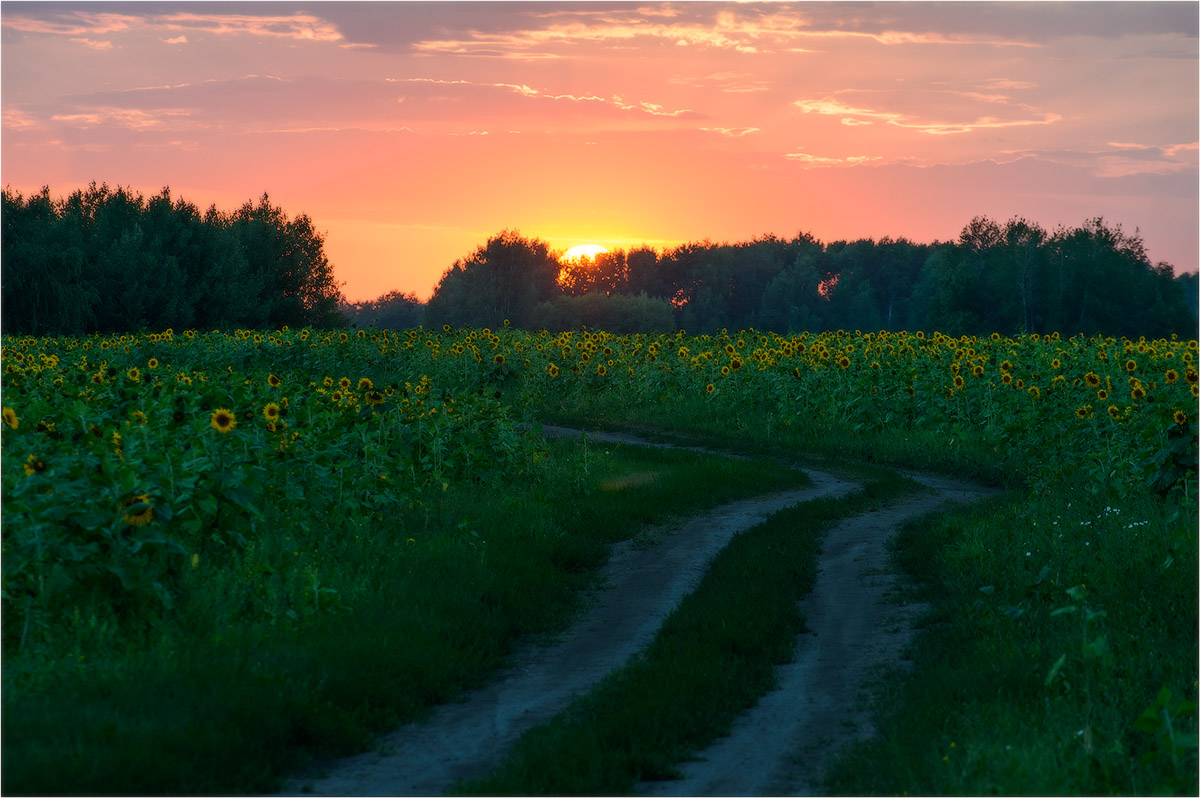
[3,183,1195,338]
[425,219,1196,339]
[2,183,343,335]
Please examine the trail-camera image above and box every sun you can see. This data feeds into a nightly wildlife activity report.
[561,244,608,262]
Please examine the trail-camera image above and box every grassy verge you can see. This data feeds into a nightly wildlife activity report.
[535,403,1013,489]
[2,436,809,796]
[822,485,1199,795]
[452,467,923,796]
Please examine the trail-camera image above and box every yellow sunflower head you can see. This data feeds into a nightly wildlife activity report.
[210,408,237,434]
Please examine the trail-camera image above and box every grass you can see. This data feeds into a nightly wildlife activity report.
[452,467,923,796]
[2,435,810,796]
[820,484,1199,796]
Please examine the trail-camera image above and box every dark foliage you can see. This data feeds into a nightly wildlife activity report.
[339,290,425,331]
[426,218,1194,337]
[2,183,345,334]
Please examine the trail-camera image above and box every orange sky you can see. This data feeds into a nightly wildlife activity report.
[3,2,1197,301]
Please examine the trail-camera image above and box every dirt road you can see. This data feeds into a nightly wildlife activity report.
[281,431,989,796]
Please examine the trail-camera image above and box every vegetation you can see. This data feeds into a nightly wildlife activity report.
[422,220,1194,338]
[1,187,1195,794]
[2,323,1195,795]
[0,327,810,795]
[4,186,1194,340]
[2,184,344,335]
[454,470,923,796]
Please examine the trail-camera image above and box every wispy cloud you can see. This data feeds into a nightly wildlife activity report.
[3,9,343,43]
[411,7,1043,60]
[3,11,138,36]
[49,107,193,131]
[70,38,114,50]
[783,148,882,167]
[2,108,46,132]
[703,127,760,137]
[793,92,1061,135]
[396,77,699,119]
[1000,142,1199,178]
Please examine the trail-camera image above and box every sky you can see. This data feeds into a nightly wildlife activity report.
[2,1,1197,302]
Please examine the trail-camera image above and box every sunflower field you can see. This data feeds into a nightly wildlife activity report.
[3,324,1196,645]
[2,323,1197,794]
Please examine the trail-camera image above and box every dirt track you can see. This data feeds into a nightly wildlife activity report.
[280,430,991,796]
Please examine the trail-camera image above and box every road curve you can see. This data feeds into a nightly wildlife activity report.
[281,428,857,796]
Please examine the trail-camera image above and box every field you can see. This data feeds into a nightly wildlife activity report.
[2,324,1197,795]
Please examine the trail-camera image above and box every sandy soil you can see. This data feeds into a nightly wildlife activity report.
[636,473,993,796]
[279,430,991,797]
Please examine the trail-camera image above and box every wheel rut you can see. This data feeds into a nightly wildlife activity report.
[280,430,991,797]
[636,473,995,796]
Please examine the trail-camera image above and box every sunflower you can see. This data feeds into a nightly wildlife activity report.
[210,408,237,434]
[1001,373,1013,385]
[323,376,334,388]
[1107,405,1122,420]
[147,358,159,369]
[548,363,559,378]
[122,493,154,526]
[1051,358,1062,370]
[1027,386,1040,399]
[1000,360,1013,373]
[268,373,282,388]
[953,375,965,389]
[972,365,984,378]
[357,377,374,391]
[837,356,850,369]
[1174,410,1188,426]
[493,354,505,365]
[23,454,46,476]
[731,357,743,371]
[1124,359,1137,373]
[1075,406,1092,420]
[1097,389,1108,401]
[1165,369,1180,385]
[596,364,607,377]
[263,403,281,422]
[339,377,352,390]
[364,389,386,406]
[1131,386,1147,400]
[705,383,715,394]
[2,407,17,429]
[126,367,141,383]
[339,332,350,344]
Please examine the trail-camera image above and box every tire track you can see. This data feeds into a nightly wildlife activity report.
[636,473,996,796]
[281,429,856,796]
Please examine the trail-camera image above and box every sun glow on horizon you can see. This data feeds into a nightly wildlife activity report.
[561,244,609,262]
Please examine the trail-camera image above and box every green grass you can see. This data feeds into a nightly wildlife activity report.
[2,435,809,796]
[452,469,923,796]
[821,485,1199,796]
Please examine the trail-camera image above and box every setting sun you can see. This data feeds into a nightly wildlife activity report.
[561,244,609,262]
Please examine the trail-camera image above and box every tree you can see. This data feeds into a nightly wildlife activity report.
[425,230,560,329]
[1,184,346,333]
[227,194,343,328]
[340,290,425,330]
